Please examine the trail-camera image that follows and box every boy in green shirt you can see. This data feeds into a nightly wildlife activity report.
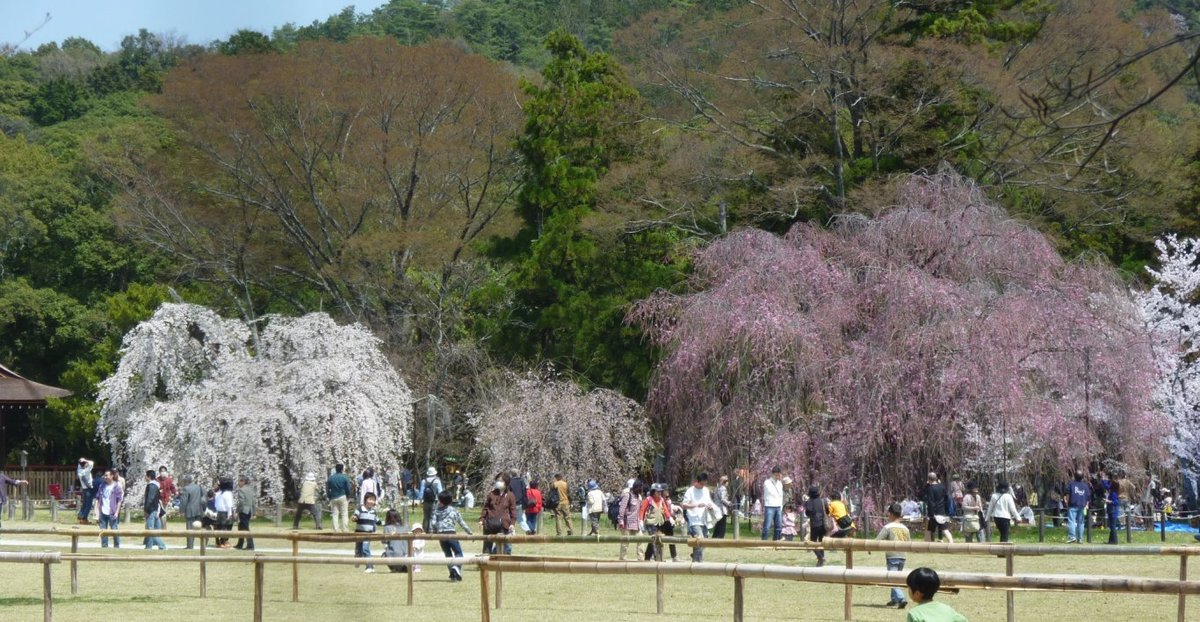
[905,567,967,622]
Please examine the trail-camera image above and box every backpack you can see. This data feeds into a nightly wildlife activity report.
[545,486,560,510]
[608,497,621,528]
[422,481,438,504]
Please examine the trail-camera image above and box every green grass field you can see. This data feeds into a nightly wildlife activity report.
[2,507,1198,621]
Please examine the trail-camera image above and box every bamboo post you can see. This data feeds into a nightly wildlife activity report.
[656,570,665,614]
[1086,511,1092,543]
[406,560,414,605]
[50,500,57,523]
[495,568,503,609]
[733,576,745,622]
[1006,551,1015,622]
[291,533,299,602]
[1179,555,1188,622]
[844,548,854,621]
[1125,510,1131,543]
[1161,515,1167,542]
[199,534,207,598]
[42,560,52,622]
[69,533,78,595]
[253,559,264,622]
[274,503,282,528]
[479,566,491,622]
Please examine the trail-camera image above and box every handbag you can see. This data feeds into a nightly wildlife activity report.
[484,516,504,534]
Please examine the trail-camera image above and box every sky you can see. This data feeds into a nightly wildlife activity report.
[2,1,388,52]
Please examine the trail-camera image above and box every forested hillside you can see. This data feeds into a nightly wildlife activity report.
[2,0,1198,474]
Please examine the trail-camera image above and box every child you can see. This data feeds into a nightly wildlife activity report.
[433,490,473,582]
[352,492,378,573]
[828,491,853,538]
[905,567,967,622]
[781,504,798,541]
[877,503,910,609]
[381,509,409,573]
[410,524,426,572]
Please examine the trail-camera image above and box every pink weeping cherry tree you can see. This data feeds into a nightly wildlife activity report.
[631,172,1164,502]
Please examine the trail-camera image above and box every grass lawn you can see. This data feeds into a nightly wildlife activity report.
[2,508,1198,621]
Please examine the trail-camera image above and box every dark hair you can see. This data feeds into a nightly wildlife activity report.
[771,465,782,474]
[996,481,1010,494]
[906,567,941,600]
[437,490,453,506]
[554,473,563,479]
[145,469,156,479]
[808,486,820,498]
[529,479,539,490]
[631,480,646,496]
[365,468,374,478]
[966,481,977,491]
[364,492,376,502]
[695,472,709,483]
[385,509,402,526]
[830,491,842,500]
[335,463,344,473]
[887,503,902,517]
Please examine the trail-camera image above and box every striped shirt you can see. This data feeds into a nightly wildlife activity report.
[353,505,378,533]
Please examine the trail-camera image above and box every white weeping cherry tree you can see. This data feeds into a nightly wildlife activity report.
[1139,235,1200,504]
[97,303,413,503]
[472,369,653,492]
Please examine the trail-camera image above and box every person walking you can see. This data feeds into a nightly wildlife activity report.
[1066,470,1090,543]
[508,469,529,533]
[803,485,828,566]
[877,503,910,609]
[214,478,235,548]
[293,473,323,529]
[550,473,574,536]
[481,477,517,555]
[524,479,544,535]
[585,480,606,536]
[96,469,123,548]
[985,481,1019,543]
[326,464,351,532]
[712,475,732,538]
[235,475,256,550]
[418,467,443,533]
[433,490,473,581]
[681,472,714,562]
[617,480,645,560]
[142,470,167,550]
[640,483,678,562]
[961,482,984,543]
[1104,475,1121,545]
[761,466,784,541]
[358,468,378,506]
[75,458,94,525]
[922,472,953,543]
[179,474,205,549]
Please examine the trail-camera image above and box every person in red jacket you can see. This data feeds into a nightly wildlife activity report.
[524,480,544,535]
[639,483,677,562]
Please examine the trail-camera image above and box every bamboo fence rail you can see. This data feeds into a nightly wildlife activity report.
[3,527,1199,621]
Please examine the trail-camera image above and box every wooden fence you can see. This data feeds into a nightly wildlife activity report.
[2,528,1198,622]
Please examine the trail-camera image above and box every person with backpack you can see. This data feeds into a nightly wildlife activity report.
[640,483,678,562]
[418,467,443,533]
[617,480,645,560]
[549,472,574,536]
[803,485,829,566]
[524,479,544,535]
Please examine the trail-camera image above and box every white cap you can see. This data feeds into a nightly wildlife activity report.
[426,467,437,477]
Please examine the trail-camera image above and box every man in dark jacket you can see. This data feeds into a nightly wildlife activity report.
[922,472,953,543]
[235,475,257,550]
[0,471,28,530]
[143,470,167,550]
[508,469,529,533]
[179,474,206,549]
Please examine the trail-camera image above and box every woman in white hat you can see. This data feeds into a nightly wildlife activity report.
[418,467,443,533]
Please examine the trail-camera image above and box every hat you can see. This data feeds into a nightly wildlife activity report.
[782,476,793,485]
[412,525,424,533]
[587,479,599,490]
[626,478,636,489]
[426,467,437,477]
[304,473,315,481]
[650,483,665,492]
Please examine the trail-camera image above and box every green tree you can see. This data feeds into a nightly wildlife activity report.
[496,32,683,397]
[26,77,90,125]
[219,29,276,55]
